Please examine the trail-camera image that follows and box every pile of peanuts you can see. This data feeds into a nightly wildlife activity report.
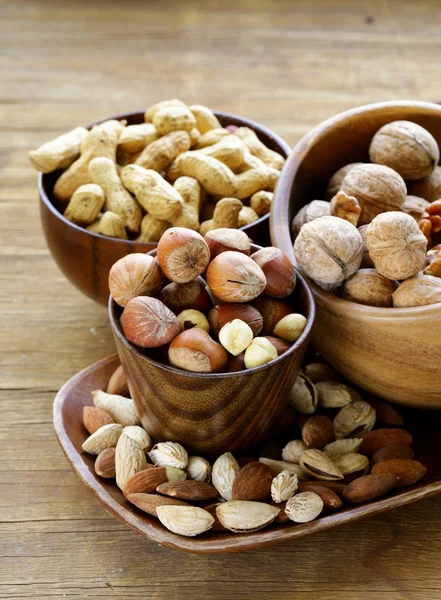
[29,99,285,240]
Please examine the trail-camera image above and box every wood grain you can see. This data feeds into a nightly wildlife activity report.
[3,0,441,597]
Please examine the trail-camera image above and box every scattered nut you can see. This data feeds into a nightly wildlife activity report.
[287,374,317,414]
[219,319,254,356]
[282,440,308,464]
[333,400,376,439]
[149,442,188,469]
[244,336,278,368]
[285,491,324,523]
[177,309,210,332]
[271,470,299,503]
[273,313,307,342]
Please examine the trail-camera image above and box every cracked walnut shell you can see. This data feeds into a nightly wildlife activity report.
[341,163,406,225]
[369,120,439,181]
[294,216,363,289]
[366,212,427,280]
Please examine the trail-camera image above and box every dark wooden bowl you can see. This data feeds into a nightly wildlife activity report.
[108,246,314,455]
[271,100,441,409]
[53,353,441,553]
[39,110,291,305]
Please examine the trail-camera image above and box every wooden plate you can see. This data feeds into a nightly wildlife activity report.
[54,354,441,554]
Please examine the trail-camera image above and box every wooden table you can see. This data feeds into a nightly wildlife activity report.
[2,0,441,597]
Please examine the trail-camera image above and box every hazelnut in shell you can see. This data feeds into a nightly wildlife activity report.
[168,329,228,373]
[208,303,263,337]
[218,319,253,356]
[366,212,427,280]
[159,279,212,314]
[369,120,439,180]
[226,353,246,372]
[204,228,251,258]
[392,274,441,308]
[262,336,291,356]
[177,309,210,332]
[157,227,211,283]
[273,313,307,343]
[206,251,266,303]
[244,337,278,369]
[341,163,406,225]
[121,297,180,348]
[250,247,296,298]
[109,254,163,307]
[341,268,399,307]
[251,297,292,335]
[294,215,363,289]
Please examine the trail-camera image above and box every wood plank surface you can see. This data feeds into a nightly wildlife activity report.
[2,0,441,597]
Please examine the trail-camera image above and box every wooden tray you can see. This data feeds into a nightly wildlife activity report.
[53,354,441,554]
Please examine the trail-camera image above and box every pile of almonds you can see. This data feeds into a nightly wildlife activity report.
[292,120,441,308]
[29,99,284,240]
[80,355,427,538]
[109,226,306,373]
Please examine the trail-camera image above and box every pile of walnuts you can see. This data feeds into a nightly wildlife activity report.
[292,120,441,308]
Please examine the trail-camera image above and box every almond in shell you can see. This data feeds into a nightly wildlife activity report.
[123,425,152,452]
[316,381,361,408]
[156,480,218,501]
[371,459,427,488]
[343,473,399,503]
[282,440,307,464]
[232,462,273,501]
[115,433,147,490]
[285,491,324,523]
[127,492,189,517]
[82,423,123,455]
[149,441,188,469]
[212,452,239,500]
[186,456,212,482]
[299,449,344,481]
[156,505,214,537]
[216,501,280,533]
[259,458,307,479]
[83,406,114,434]
[92,390,139,427]
[333,400,376,439]
[271,470,299,503]
[287,374,317,414]
[94,447,116,478]
[333,453,370,476]
[323,438,363,460]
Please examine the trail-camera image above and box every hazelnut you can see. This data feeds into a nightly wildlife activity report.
[341,164,406,225]
[329,191,361,227]
[168,329,228,373]
[401,195,430,222]
[262,336,291,356]
[326,163,363,201]
[157,227,211,283]
[366,212,427,280]
[121,297,180,348]
[251,297,292,335]
[208,303,263,337]
[226,353,245,372]
[177,309,210,332]
[244,337,278,369]
[392,274,441,307]
[218,319,253,356]
[369,120,439,180]
[109,254,163,307]
[292,200,330,239]
[204,228,251,258]
[206,251,266,302]
[273,313,307,342]
[407,165,441,203]
[341,268,399,307]
[358,224,375,268]
[294,216,363,289]
[159,279,212,314]
[250,247,296,298]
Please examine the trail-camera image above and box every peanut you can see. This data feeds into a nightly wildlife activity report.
[189,128,201,147]
[234,126,285,170]
[144,98,186,123]
[196,136,246,170]
[117,150,143,166]
[86,215,103,233]
[29,126,88,173]
[97,211,127,239]
[189,105,222,133]
[234,153,280,199]
[135,214,169,243]
[121,164,183,220]
[167,152,236,196]
[250,190,273,216]
[195,128,231,149]
[136,130,191,171]
[117,123,158,154]
[200,198,243,234]
[63,183,105,226]
[53,119,125,204]
[238,206,259,227]
[153,105,197,136]
[171,176,203,231]
[89,157,142,232]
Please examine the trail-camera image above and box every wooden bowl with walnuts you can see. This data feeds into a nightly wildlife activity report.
[271,100,441,409]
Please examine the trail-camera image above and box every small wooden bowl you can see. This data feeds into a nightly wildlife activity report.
[39,110,290,305]
[108,248,314,455]
[271,100,441,409]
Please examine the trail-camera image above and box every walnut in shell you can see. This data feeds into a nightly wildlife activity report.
[341,268,399,307]
[407,165,441,202]
[366,212,427,280]
[341,164,406,225]
[369,120,439,181]
[326,162,363,201]
[291,200,330,239]
[392,274,441,307]
[293,216,363,289]
[401,195,430,222]
[357,224,375,268]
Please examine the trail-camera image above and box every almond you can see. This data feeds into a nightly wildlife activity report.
[274,501,290,524]
[94,447,116,478]
[299,449,344,481]
[216,501,280,532]
[232,462,273,501]
[92,390,139,427]
[81,423,123,455]
[297,482,342,510]
[371,459,427,488]
[366,398,404,427]
[358,429,413,456]
[127,492,189,517]
[156,480,218,501]
[302,415,334,448]
[298,480,346,494]
[83,406,114,434]
[115,433,147,490]
[124,467,169,495]
[343,473,398,503]
[106,364,130,397]
[371,444,415,465]
[156,505,214,537]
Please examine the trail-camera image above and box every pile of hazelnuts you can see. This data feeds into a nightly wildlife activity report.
[108,227,307,373]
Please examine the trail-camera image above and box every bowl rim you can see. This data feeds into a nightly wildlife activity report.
[39,108,291,247]
[108,265,315,380]
[271,99,441,318]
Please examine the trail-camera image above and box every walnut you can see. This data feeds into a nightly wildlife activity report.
[425,245,441,277]
[291,200,330,239]
[407,165,441,202]
[366,212,427,280]
[392,274,441,307]
[358,224,374,268]
[341,163,406,225]
[369,120,439,180]
[341,268,398,307]
[293,215,363,289]
[330,191,361,227]
[326,162,363,201]
[401,195,430,221]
